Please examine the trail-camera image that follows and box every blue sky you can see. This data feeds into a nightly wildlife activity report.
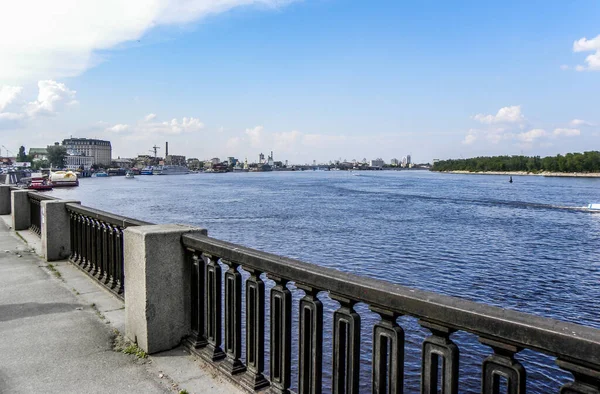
[0,0,599,163]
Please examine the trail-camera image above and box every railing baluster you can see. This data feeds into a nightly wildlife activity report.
[331,294,360,394]
[104,224,114,285]
[99,222,108,280]
[107,225,117,288]
[419,320,459,394]
[242,268,269,391]
[297,284,323,394]
[186,251,207,349]
[557,359,600,394]
[69,211,76,261]
[77,214,84,266]
[269,275,292,394]
[202,253,225,362]
[115,227,123,293]
[479,337,526,394]
[89,218,98,273]
[371,307,404,394]
[220,259,246,375]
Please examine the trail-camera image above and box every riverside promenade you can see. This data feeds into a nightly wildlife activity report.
[1,186,600,393]
[0,215,239,394]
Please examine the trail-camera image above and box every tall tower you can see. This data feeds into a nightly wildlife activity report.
[165,141,169,157]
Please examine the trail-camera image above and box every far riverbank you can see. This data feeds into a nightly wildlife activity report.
[437,170,600,178]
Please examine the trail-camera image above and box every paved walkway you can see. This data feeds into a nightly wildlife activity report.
[0,219,239,394]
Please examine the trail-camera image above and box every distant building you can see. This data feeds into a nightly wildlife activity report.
[166,155,186,166]
[187,158,201,170]
[62,138,111,166]
[390,158,399,166]
[401,156,407,167]
[406,155,412,165]
[370,158,385,167]
[28,148,48,162]
[65,154,93,170]
[113,158,133,168]
[210,157,220,165]
[259,153,265,163]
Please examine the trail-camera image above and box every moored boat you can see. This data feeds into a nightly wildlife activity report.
[125,171,135,179]
[27,175,53,191]
[50,171,79,187]
[92,171,108,177]
[152,165,189,175]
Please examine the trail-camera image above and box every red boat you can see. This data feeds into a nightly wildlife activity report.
[28,177,53,191]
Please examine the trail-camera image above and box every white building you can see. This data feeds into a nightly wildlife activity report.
[370,158,385,167]
[62,138,112,166]
[390,158,399,166]
[65,154,93,170]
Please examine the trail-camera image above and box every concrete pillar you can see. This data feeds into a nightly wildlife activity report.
[0,185,11,215]
[41,200,80,261]
[123,224,207,354]
[11,190,31,231]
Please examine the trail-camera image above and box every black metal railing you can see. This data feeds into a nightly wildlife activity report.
[182,233,600,394]
[66,203,151,299]
[27,192,58,237]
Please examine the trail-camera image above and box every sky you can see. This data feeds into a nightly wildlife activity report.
[0,0,599,164]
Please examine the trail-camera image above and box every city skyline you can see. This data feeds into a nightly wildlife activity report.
[0,1,599,163]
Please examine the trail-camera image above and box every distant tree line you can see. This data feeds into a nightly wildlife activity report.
[432,152,600,173]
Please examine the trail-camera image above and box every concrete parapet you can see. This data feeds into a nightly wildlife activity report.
[41,200,80,261]
[11,190,30,231]
[0,185,11,215]
[124,224,207,354]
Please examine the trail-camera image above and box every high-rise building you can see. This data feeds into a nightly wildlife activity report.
[62,138,112,166]
[406,155,412,165]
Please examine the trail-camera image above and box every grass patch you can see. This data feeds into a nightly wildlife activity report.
[47,263,62,279]
[179,390,189,394]
[15,232,27,244]
[112,331,148,359]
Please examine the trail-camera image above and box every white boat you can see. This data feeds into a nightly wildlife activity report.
[152,165,189,175]
[588,203,600,210]
[50,171,79,187]
[125,171,135,179]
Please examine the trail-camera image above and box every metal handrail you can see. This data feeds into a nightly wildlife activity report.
[65,203,152,228]
[182,232,600,367]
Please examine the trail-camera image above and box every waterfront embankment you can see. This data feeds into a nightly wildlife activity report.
[439,170,600,178]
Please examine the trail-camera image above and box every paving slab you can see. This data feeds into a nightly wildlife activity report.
[0,217,242,394]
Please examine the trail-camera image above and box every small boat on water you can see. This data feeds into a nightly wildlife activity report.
[141,166,154,175]
[92,171,108,178]
[125,171,135,179]
[50,171,79,187]
[588,204,600,210]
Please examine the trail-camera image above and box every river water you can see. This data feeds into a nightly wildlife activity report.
[47,171,600,392]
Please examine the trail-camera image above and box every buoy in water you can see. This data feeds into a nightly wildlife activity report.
[509,176,513,183]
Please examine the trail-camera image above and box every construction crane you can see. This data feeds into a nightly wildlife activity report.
[1,145,13,158]
[149,145,160,158]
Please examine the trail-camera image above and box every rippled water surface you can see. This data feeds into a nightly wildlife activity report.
[48,171,600,392]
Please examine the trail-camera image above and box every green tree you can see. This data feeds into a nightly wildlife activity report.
[17,146,27,162]
[46,145,67,168]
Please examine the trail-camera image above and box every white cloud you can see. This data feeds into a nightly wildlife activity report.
[25,80,77,117]
[106,124,130,133]
[573,34,600,71]
[473,105,525,124]
[0,0,296,83]
[245,126,264,147]
[560,64,569,70]
[104,114,205,140]
[0,112,25,120]
[570,119,595,127]
[553,128,580,137]
[0,86,23,111]
[0,80,76,123]
[517,129,547,142]
[462,134,477,145]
